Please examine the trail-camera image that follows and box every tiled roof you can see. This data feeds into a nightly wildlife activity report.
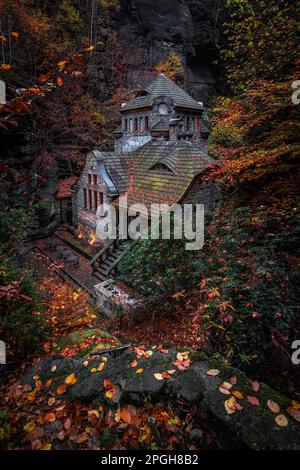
[94,151,129,194]
[94,141,213,214]
[121,74,203,112]
[57,176,78,199]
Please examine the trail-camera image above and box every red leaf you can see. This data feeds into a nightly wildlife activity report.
[250,380,260,392]
[247,396,260,406]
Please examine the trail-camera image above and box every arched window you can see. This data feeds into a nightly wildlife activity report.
[158,102,168,115]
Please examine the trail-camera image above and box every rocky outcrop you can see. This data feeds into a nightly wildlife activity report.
[116,0,224,104]
[22,345,300,450]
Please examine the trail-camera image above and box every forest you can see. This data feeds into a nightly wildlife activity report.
[0,0,300,455]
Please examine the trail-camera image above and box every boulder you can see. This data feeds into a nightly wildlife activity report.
[21,345,300,450]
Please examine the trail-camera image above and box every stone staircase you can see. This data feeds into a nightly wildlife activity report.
[90,239,137,282]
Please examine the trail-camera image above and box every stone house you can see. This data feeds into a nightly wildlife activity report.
[72,74,218,254]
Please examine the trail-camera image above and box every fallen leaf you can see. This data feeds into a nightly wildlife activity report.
[130,360,138,367]
[56,77,63,87]
[219,386,231,395]
[247,396,260,406]
[40,442,52,450]
[154,373,163,380]
[24,421,36,434]
[267,399,280,414]
[51,365,57,372]
[136,368,143,374]
[250,380,260,392]
[44,412,56,424]
[65,373,77,385]
[82,360,88,367]
[64,418,72,430]
[167,369,176,375]
[232,391,244,400]
[286,407,300,422]
[275,414,288,427]
[120,405,134,424]
[88,410,99,424]
[84,45,94,52]
[47,398,56,406]
[291,400,300,410]
[230,375,238,385]
[57,383,67,395]
[103,379,112,389]
[162,372,170,380]
[224,397,237,415]
[207,369,220,376]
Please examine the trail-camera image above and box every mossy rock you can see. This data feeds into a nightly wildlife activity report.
[52,328,121,358]
[21,345,300,449]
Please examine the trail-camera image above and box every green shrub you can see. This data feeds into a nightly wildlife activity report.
[0,259,47,360]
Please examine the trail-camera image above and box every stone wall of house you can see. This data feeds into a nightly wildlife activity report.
[116,94,205,152]
[182,176,221,211]
[72,153,107,240]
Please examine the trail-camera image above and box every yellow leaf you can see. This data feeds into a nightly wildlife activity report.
[24,421,36,434]
[40,442,52,450]
[65,373,77,385]
[136,368,143,374]
[291,400,300,410]
[90,368,97,373]
[84,45,94,52]
[275,414,288,427]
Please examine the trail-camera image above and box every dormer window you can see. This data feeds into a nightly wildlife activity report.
[158,102,168,115]
[149,163,172,173]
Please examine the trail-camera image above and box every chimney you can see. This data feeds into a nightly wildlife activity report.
[169,118,183,141]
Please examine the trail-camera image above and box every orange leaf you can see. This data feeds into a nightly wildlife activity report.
[103,378,112,390]
[44,412,56,424]
[11,32,20,40]
[65,373,77,385]
[232,390,244,400]
[130,360,137,367]
[57,383,67,395]
[120,405,133,424]
[1,64,11,71]
[56,77,64,87]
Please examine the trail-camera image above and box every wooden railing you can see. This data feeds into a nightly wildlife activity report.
[89,237,121,268]
[106,240,138,277]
